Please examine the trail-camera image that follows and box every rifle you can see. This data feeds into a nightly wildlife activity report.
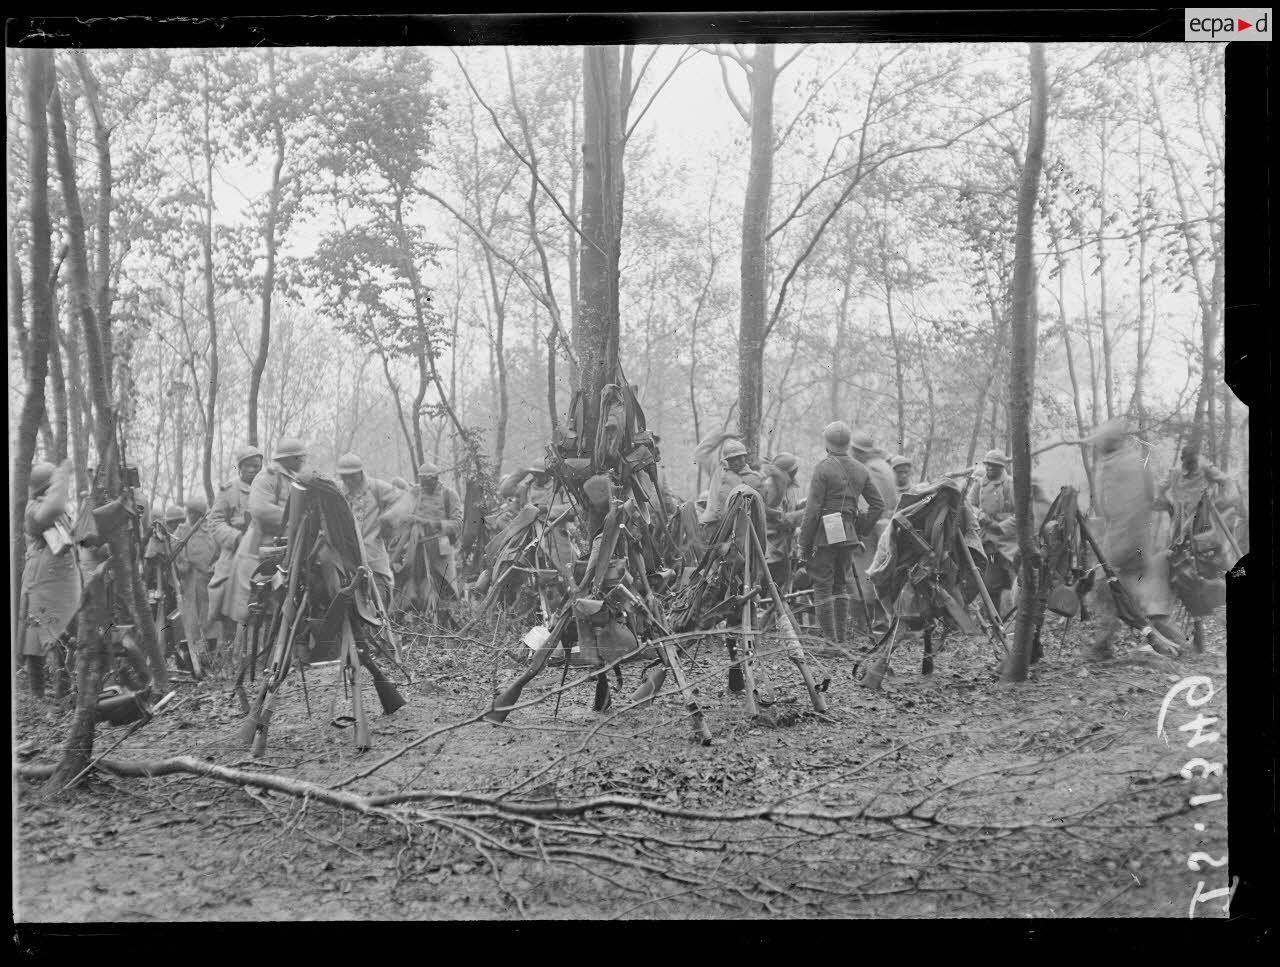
[1075,511,1180,656]
[240,477,309,755]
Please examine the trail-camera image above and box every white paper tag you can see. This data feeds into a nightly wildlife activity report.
[822,512,847,545]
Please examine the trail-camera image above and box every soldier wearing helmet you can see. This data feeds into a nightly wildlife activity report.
[890,455,913,497]
[392,461,465,622]
[336,452,401,605]
[497,454,577,582]
[848,431,897,634]
[798,422,886,646]
[969,449,1018,612]
[761,452,805,591]
[207,443,264,640]
[18,460,80,699]
[693,432,766,536]
[173,492,219,656]
[227,437,309,626]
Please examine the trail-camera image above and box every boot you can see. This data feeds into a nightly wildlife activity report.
[26,655,46,699]
[815,598,838,644]
[1086,616,1118,662]
[833,596,850,645]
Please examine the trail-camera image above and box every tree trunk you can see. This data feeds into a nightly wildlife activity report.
[248,50,284,449]
[12,49,55,651]
[200,57,219,505]
[999,43,1048,685]
[1052,234,1093,493]
[831,251,853,421]
[737,44,776,462]
[64,308,90,493]
[74,53,113,393]
[576,45,625,445]
[884,269,906,453]
[1096,117,1115,420]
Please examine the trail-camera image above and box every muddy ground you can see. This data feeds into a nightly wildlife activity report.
[14,611,1229,920]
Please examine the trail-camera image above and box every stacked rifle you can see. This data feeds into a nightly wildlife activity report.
[238,472,407,757]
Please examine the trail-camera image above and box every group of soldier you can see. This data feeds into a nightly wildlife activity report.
[17,413,1244,700]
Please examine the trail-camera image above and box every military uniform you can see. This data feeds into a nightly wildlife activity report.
[1088,435,1183,656]
[761,460,803,591]
[208,477,253,630]
[18,464,81,696]
[227,462,294,624]
[970,470,1018,603]
[798,452,885,645]
[174,511,220,646]
[343,474,400,598]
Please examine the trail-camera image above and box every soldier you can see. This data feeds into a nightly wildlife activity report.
[17,461,81,699]
[695,434,766,539]
[850,432,896,636]
[173,494,219,660]
[142,504,186,660]
[227,438,307,627]
[1085,420,1185,660]
[1155,445,1237,532]
[396,461,464,623]
[797,422,886,646]
[499,457,577,582]
[336,452,400,606]
[208,445,263,643]
[761,452,805,592]
[890,455,913,498]
[969,449,1018,613]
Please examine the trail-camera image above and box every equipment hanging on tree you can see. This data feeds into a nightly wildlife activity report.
[238,472,407,758]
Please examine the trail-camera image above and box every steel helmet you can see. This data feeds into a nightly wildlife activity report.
[529,457,548,474]
[823,422,851,451]
[336,452,364,475]
[185,493,208,514]
[29,462,56,494]
[417,461,440,478]
[983,449,1008,468]
[234,444,264,467]
[850,430,875,452]
[273,437,308,460]
[772,452,799,474]
[391,476,410,490]
[721,439,748,460]
[890,454,912,471]
[164,503,185,523]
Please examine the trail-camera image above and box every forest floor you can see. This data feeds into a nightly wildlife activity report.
[15,609,1229,921]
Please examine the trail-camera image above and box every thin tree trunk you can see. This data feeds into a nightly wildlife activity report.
[1000,43,1048,684]
[737,44,776,462]
[200,57,219,505]
[48,270,69,462]
[74,53,113,393]
[248,50,284,449]
[1052,235,1093,493]
[884,268,906,452]
[1097,117,1115,420]
[1132,128,1149,436]
[12,50,55,651]
[831,254,853,421]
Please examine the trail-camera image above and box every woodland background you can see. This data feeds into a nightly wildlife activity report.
[7,43,1241,511]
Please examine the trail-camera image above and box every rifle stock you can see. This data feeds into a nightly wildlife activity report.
[358,643,407,714]
[485,610,573,723]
